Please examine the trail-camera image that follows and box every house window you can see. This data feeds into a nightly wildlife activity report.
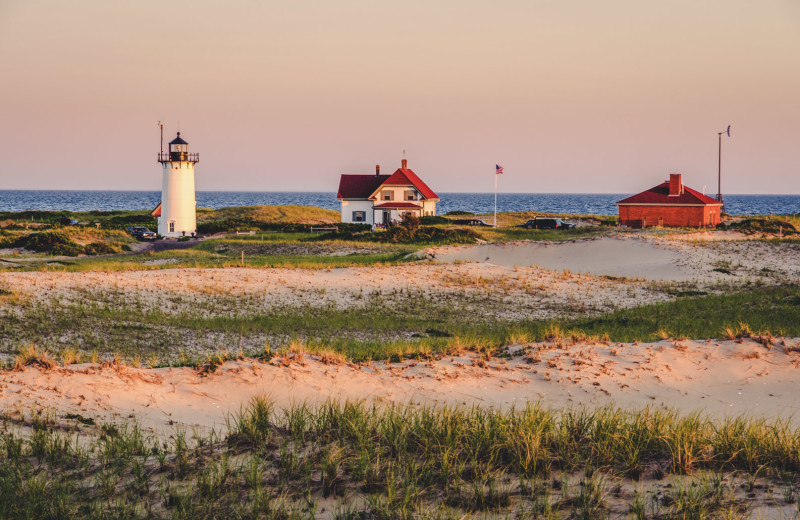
[169,221,175,233]
[352,211,365,222]
[382,190,394,201]
[405,190,417,201]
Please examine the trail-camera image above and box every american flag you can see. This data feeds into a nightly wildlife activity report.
[496,164,504,175]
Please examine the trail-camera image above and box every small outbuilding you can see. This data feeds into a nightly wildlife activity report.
[616,173,723,228]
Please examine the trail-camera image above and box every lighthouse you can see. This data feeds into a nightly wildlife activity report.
[157,132,199,237]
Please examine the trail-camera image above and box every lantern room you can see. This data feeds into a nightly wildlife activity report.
[158,132,199,163]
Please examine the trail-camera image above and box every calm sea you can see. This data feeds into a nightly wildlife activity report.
[0,190,798,217]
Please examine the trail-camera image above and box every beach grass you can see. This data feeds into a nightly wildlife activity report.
[1,397,797,518]
[3,284,798,367]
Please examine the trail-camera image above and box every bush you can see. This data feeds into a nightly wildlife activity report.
[0,210,71,223]
[14,231,80,254]
[375,225,480,244]
[420,215,449,225]
[723,218,797,235]
[445,210,475,216]
[197,219,370,235]
[108,214,156,229]
[84,242,117,255]
[50,242,84,257]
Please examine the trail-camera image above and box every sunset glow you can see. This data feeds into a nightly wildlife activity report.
[1,0,798,194]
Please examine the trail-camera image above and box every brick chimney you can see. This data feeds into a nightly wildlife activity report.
[375,164,380,176]
[401,158,408,170]
[669,173,683,196]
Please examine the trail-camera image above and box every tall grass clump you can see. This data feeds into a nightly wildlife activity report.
[2,398,800,517]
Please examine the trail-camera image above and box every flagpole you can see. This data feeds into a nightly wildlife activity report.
[493,168,498,227]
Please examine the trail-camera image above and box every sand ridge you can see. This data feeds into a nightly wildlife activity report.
[3,337,800,435]
[429,233,800,282]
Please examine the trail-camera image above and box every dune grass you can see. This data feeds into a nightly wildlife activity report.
[196,204,340,224]
[0,244,416,273]
[2,284,798,367]
[1,398,797,518]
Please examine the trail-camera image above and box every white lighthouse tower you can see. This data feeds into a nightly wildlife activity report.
[157,132,199,237]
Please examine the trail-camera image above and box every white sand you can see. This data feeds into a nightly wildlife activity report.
[434,237,693,280]
[431,233,800,283]
[3,338,799,435]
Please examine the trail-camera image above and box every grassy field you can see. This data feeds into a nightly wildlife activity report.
[4,206,800,517]
[2,284,798,367]
[1,397,798,518]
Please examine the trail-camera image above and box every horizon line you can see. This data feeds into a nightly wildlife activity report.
[0,189,797,197]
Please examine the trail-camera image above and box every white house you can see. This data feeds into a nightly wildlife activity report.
[336,159,439,226]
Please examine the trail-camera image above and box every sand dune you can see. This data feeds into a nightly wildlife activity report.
[430,233,800,282]
[3,338,799,435]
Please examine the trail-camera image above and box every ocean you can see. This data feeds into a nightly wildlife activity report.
[0,190,798,217]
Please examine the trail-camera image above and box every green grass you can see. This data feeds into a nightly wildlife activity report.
[0,244,416,272]
[474,225,611,242]
[1,398,797,518]
[196,204,340,224]
[3,284,798,366]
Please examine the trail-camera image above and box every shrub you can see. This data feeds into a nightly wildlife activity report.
[723,218,797,235]
[50,242,84,256]
[107,214,156,229]
[445,210,475,216]
[14,231,84,255]
[376,225,480,244]
[84,242,117,255]
[420,215,449,225]
[198,219,370,235]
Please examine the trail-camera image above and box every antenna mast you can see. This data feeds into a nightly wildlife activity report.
[158,121,164,155]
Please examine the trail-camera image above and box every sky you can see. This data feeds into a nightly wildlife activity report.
[0,0,798,195]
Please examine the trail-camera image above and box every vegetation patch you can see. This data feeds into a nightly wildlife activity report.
[1,398,799,518]
[3,285,799,366]
[723,217,798,235]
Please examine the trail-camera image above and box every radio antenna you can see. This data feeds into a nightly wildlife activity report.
[157,121,164,154]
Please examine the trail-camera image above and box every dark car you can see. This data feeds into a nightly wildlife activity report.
[126,226,157,240]
[516,218,575,230]
[453,218,495,227]
[59,217,79,226]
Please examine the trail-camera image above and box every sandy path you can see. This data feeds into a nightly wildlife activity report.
[431,233,800,282]
[3,338,799,435]
[434,237,693,280]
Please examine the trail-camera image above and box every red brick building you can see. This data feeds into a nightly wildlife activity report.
[616,174,723,228]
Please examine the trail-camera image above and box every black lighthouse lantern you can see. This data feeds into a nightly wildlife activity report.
[158,132,199,164]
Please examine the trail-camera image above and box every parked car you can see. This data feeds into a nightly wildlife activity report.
[59,217,79,226]
[126,226,157,240]
[516,218,575,230]
[453,218,495,227]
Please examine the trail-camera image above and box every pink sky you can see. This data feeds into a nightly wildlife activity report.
[0,0,798,194]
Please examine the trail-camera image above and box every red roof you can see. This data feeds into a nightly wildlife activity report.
[617,181,722,206]
[337,174,390,199]
[378,167,439,200]
[372,202,423,209]
[337,163,439,201]
[151,202,161,218]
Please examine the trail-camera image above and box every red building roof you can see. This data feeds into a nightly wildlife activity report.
[337,174,390,199]
[377,167,439,200]
[337,160,439,201]
[617,181,721,206]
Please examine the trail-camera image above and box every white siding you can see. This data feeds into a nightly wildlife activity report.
[158,161,196,237]
[340,200,374,224]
